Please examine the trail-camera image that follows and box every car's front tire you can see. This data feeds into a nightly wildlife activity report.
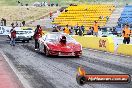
[75,55,80,58]
[45,47,50,56]
[30,36,33,40]
[27,40,29,43]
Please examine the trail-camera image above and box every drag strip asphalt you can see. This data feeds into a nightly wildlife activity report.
[0,36,131,88]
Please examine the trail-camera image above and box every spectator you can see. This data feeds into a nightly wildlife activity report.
[17,1,20,4]
[0,21,2,26]
[25,3,29,10]
[20,23,22,27]
[45,2,48,6]
[1,18,6,26]
[10,27,16,46]
[93,21,99,37]
[106,16,109,21]
[70,27,74,35]
[1,18,3,26]
[34,25,42,50]
[112,27,116,32]
[52,27,59,32]
[99,16,104,19]
[42,2,45,6]
[16,21,18,27]
[4,18,6,26]
[87,27,93,35]
[51,3,54,7]
[25,3,28,6]
[57,26,61,30]
[22,21,25,26]
[49,11,52,19]
[63,25,70,34]
[122,24,131,44]
[56,3,58,6]
[65,10,68,12]
[77,27,83,36]
[74,24,79,35]
[81,25,85,33]
[11,22,14,27]
[118,17,121,21]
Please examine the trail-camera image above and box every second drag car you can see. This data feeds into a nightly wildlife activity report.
[8,29,34,42]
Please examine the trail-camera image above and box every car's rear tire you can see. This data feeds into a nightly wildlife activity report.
[22,40,25,43]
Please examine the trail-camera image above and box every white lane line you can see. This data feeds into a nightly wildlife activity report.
[0,50,32,88]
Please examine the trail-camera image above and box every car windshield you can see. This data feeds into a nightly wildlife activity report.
[16,31,28,34]
[46,34,59,40]
[62,35,75,41]
[23,28,33,30]
[45,34,75,42]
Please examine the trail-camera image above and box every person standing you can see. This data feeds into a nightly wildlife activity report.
[52,27,59,32]
[1,18,4,26]
[81,25,85,33]
[1,18,6,26]
[49,11,52,19]
[34,25,42,50]
[16,21,18,27]
[70,27,74,35]
[3,18,6,26]
[74,24,79,35]
[93,21,99,37]
[22,21,25,26]
[87,27,93,35]
[63,25,70,35]
[11,22,14,27]
[77,27,83,36]
[10,27,16,46]
[122,24,131,44]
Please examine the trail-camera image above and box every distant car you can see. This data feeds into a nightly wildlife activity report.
[38,33,82,57]
[8,30,33,42]
[22,28,34,40]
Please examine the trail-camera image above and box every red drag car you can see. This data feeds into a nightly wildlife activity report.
[38,33,82,57]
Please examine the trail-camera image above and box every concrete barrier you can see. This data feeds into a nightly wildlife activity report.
[117,44,132,56]
[72,35,114,53]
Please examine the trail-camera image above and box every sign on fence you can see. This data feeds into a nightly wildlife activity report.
[0,26,21,35]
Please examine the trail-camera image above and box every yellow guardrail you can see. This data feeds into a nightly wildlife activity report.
[117,44,132,56]
[72,35,114,53]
